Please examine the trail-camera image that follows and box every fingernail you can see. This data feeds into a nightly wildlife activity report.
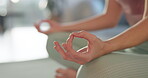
[53,41,57,44]
[53,46,56,49]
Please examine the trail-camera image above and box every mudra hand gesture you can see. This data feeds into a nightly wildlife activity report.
[34,19,61,34]
[54,31,108,64]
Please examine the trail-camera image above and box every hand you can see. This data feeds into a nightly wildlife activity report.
[34,19,61,34]
[54,31,108,64]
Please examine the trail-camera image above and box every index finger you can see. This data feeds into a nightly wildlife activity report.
[72,31,97,43]
[54,41,67,58]
[66,34,74,48]
[34,23,41,32]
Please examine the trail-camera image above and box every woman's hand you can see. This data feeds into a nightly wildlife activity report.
[34,19,62,34]
[54,31,109,64]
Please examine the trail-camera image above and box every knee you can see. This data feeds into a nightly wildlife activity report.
[47,32,71,41]
[77,53,119,78]
[77,53,148,78]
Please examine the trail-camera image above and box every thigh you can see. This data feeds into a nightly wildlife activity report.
[77,52,148,78]
[46,32,87,70]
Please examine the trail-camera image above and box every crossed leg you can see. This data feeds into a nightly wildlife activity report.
[46,32,87,78]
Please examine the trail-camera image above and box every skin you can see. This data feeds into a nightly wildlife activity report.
[36,0,148,78]
[55,68,76,78]
[35,0,122,34]
[54,18,148,77]
[35,1,123,77]
[54,19,148,64]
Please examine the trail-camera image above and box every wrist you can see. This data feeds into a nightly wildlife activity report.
[101,40,117,54]
[92,38,115,59]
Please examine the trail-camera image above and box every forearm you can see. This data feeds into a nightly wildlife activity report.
[60,14,117,32]
[59,0,122,32]
[104,18,148,54]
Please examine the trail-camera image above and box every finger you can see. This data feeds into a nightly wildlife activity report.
[56,68,66,74]
[72,31,97,43]
[64,43,78,57]
[62,43,85,63]
[63,45,87,64]
[62,43,74,57]
[55,75,64,78]
[65,34,76,53]
[66,35,74,48]
[62,43,68,51]
[66,34,74,48]
[35,25,48,34]
[64,34,90,63]
[34,23,46,33]
[34,23,40,31]
[64,40,87,60]
[41,19,50,23]
[54,42,78,61]
[54,41,67,58]
[62,43,72,57]
[41,19,55,27]
[77,46,88,53]
[61,43,77,61]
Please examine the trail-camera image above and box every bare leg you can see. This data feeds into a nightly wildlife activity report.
[55,68,77,78]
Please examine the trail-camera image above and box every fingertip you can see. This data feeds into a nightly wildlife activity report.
[34,25,40,31]
[56,68,63,72]
[53,46,56,49]
[69,35,74,40]
[71,32,78,36]
[34,24,39,28]
[55,75,62,78]
[56,68,66,74]
[54,41,60,46]
[53,41,58,44]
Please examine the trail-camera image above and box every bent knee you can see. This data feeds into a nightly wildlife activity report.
[77,53,148,78]
[47,32,71,41]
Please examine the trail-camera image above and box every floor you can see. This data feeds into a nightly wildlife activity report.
[0,58,65,78]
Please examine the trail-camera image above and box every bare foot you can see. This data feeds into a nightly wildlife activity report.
[55,68,77,78]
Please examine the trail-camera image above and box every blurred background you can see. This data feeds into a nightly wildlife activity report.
[0,0,128,63]
[0,0,106,63]
[0,0,49,63]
